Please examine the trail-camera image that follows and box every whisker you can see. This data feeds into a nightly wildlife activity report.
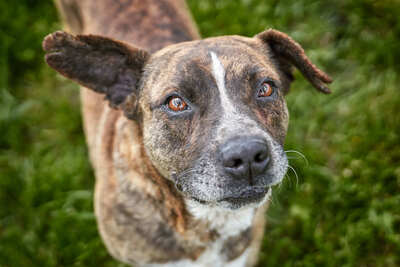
[269,188,279,207]
[287,165,299,189]
[276,179,284,191]
[179,168,198,177]
[282,173,291,189]
[285,150,309,166]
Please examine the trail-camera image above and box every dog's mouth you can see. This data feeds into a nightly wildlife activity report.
[221,186,269,205]
[191,186,270,207]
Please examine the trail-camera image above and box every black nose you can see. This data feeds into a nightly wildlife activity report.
[220,137,270,184]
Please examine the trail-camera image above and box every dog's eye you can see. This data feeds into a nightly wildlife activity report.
[257,82,274,98]
[167,96,188,112]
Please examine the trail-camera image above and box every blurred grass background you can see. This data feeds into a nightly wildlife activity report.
[0,0,399,266]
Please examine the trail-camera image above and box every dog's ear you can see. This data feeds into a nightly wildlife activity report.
[43,31,150,117]
[255,29,332,94]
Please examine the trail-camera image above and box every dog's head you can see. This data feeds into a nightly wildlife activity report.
[43,30,331,209]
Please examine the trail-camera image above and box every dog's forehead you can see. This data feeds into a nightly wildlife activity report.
[143,35,281,99]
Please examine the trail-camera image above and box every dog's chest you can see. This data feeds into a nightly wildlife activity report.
[145,244,250,267]
[185,199,256,237]
[141,201,256,267]
[162,200,257,267]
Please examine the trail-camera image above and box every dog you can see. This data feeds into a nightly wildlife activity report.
[43,0,332,266]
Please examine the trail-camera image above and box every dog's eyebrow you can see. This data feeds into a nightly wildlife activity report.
[236,63,283,89]
[148,87,180,110]
[148,60,216,111]
[237,64,264,81]
[175,61,215,99]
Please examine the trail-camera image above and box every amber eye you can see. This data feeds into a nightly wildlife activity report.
[167,96,188,112]
[257,82,274,98]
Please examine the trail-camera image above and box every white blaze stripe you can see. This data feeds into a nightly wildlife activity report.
[210,52,237,116]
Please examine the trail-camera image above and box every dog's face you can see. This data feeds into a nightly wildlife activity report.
[140,36,290,209]
[43,30,331,209]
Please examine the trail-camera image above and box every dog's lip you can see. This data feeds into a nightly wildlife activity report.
[220,186,269,204]
[190,186,270,205]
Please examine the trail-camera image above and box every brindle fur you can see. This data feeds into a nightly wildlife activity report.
[44,0,332,266]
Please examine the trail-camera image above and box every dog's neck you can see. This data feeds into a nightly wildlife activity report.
[185,200,257,237]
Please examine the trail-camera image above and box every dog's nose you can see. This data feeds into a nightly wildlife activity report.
[220,137,270,184]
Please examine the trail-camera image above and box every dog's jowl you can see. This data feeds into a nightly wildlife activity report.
[43,0,332,266]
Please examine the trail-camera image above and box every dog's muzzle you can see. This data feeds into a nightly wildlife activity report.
[174,135,282,208]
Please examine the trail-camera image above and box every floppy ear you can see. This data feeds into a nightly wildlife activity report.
[256,29,332,94]
[43,31,150,117]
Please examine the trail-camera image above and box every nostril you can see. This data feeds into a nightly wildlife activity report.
[232,158,243,168]
[254,151,268,163]
[225,158,243,168]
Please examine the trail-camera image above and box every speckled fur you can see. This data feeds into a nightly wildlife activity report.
[44,0,332,266]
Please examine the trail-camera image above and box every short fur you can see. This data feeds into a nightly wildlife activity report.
[43,0,332,266]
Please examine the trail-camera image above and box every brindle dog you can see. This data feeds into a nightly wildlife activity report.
[43,0,332,266]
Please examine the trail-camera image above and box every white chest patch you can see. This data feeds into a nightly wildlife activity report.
[144,193,273,267]
[144,248,250,267]
[144,200,257,267]
[150,199,257,267]
[185,199,256,237]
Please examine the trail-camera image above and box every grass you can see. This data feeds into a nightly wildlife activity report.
[1,0,399,266]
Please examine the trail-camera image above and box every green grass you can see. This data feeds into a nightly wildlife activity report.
[1,0,399,266]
